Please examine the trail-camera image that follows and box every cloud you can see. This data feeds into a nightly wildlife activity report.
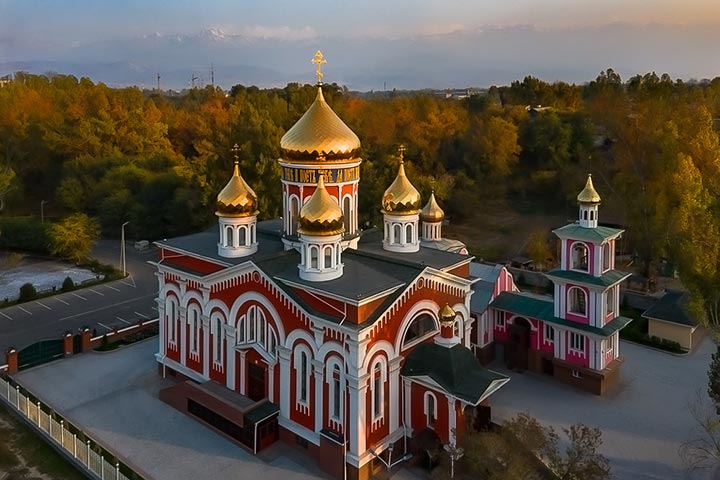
[209,25,318,41]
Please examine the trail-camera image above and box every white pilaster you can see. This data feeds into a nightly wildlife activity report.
[268,361,276,403]
[403,378,412,435]
[226,326,236,390]
[278,346,291,418]
[238,350,247,395]
[179,306,187,366]
[389,357,402,432]
[313,359,324,432]
[348,373,369,457]
[446,395,456,443]
[202,315,210,378]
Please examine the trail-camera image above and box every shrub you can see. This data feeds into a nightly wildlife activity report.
[0,217,50,253]
[61,276,75,292]
[18,283,38,302]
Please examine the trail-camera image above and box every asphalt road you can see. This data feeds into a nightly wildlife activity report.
[0,239,159,354]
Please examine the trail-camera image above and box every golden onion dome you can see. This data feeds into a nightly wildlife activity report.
[420,192,445,223]
[439,304,457,325]
[216,161,259,217]
[280,87,361,162]
[577,174,601,204]
[382,162,422,215]
[298,176,344,236]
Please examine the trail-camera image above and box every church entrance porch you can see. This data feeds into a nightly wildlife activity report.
[505,317,531,371]
[159,374,279,454]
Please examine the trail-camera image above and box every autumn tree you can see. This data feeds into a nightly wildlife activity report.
[526,229,553,270]
[48,213,100,263]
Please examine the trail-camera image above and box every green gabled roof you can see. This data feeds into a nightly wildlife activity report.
[552,224,624,243]
[545,269,631,288]
[491,291,632,337]
[401,343,509,405]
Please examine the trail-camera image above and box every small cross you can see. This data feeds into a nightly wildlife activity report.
[398,144,406,162]
[231,143,240,164]
[311,50,327,85]
[430,178,436,193]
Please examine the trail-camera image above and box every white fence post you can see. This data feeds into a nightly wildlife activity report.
[87,440,91,465]
[36,401,41,427]
[116,462,120,480]
[49,414,52,437]
[15,385,20,409]
[101,456,104,480]
[60,420,64,447]
[74,433,77,458]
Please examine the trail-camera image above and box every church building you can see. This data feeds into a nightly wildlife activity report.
[153,52,510,480]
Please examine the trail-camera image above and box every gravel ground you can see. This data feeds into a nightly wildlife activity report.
[0,255,97,301]
[491,336,715,480]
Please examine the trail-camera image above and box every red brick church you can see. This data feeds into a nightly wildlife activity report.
[152,52,630,479]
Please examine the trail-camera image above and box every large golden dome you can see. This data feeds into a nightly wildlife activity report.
[382,162,422,215]
[216,161,258,217]
[577,174,601,204]
[420,192,445,223]
[280,87,361,162]
[298,176,344,235]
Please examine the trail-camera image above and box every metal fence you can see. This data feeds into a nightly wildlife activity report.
[0,375,141,480]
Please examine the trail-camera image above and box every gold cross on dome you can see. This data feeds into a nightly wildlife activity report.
[231,143,240,164]
[311,50,327,84]
[398,144,406,162]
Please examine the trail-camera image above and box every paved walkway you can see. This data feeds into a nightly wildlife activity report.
[491,337,716,480]
[14,340,328,480]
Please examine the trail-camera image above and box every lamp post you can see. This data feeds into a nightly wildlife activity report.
[369,443,412,479]
[444,430,464,479]
[121,222,129,277]
[40,200,47,224]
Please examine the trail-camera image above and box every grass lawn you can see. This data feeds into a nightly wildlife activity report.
[0,404,85,480]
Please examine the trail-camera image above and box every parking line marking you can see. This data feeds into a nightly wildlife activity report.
[55,297,69,305]
[72,293,87,301]
[116,316,132,325]
[89,288,104,296]
[17,306,32,315]
[0,311,12,321]
[97,322,113,331]
[104,285,120,292]
[134,311,150,319]
[35,301,52,310]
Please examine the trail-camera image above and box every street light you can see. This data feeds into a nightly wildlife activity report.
[40,200,48,224]
[444,433,464,479]
[121,222,130,277]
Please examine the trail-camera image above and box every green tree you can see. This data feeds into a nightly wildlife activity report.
[526,229,553,270]
[48,213,100,262]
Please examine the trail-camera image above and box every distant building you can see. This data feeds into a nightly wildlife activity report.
[643,290,700,351]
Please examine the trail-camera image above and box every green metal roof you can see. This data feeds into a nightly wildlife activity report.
[401,343,509,405]
[552,224,624,243]
[545,269,631,288]
[491,291,632,337]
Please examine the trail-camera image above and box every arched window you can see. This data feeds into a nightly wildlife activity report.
[213,314,223,364]
[248,307,256,342]
[590,210,595,221]
[571,243,589,271]
[402,313,437,348]
[251,224,256,243]
[295,347,311,406]
[290,196,299,235]
[583,210,588,220]
[343,196,352,234]
[237,315,246,343]
[393,224,402,244]
[424,391,437,428]
[258,308,266,347]
[327,362,343,423]
[239,226,247,246]
[568,287,587,316]
[269,330,277,356]
[603,242,611,271]
[606,288,615,316]
[310,246,319,269]
[371,358,386,422]
[166,297,178,343]
[189,306,200,354]
[406,224,413,244]
[453,319,461,339]
[226,226,234,247]
[324,246,333,269]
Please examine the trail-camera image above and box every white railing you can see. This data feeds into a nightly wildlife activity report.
[91,317,159,343]
[0,375,143,480]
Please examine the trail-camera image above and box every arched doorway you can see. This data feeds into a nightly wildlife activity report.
[505,317,531,372]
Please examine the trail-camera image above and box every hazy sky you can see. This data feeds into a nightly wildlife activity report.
[2,0,719,44]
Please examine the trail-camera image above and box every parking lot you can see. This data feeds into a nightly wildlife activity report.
[490,337,716,480]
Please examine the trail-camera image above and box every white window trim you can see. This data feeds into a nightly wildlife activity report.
[423,391,438,429]
[544,324,554,344]
[166,297,179,345]
[401,314,439,351]
[370,357,387,427]
[327,359,344,428]
[569,332,586,357]
[294,345,312,412]
[570,241,590,273]
[188,305,201,356]
[211,313,224,369]
[494,309,506,330]
[567,286,588,317]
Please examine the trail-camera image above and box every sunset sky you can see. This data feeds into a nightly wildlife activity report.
[1,0,718,89]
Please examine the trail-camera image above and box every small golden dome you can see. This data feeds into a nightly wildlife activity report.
[280,88,361,162]
[577,174,601,204]
[298,176,344,236]
[439,304,456,325]
[382,162,422,215]
[216,161,259,217]
[420,192,445,223]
